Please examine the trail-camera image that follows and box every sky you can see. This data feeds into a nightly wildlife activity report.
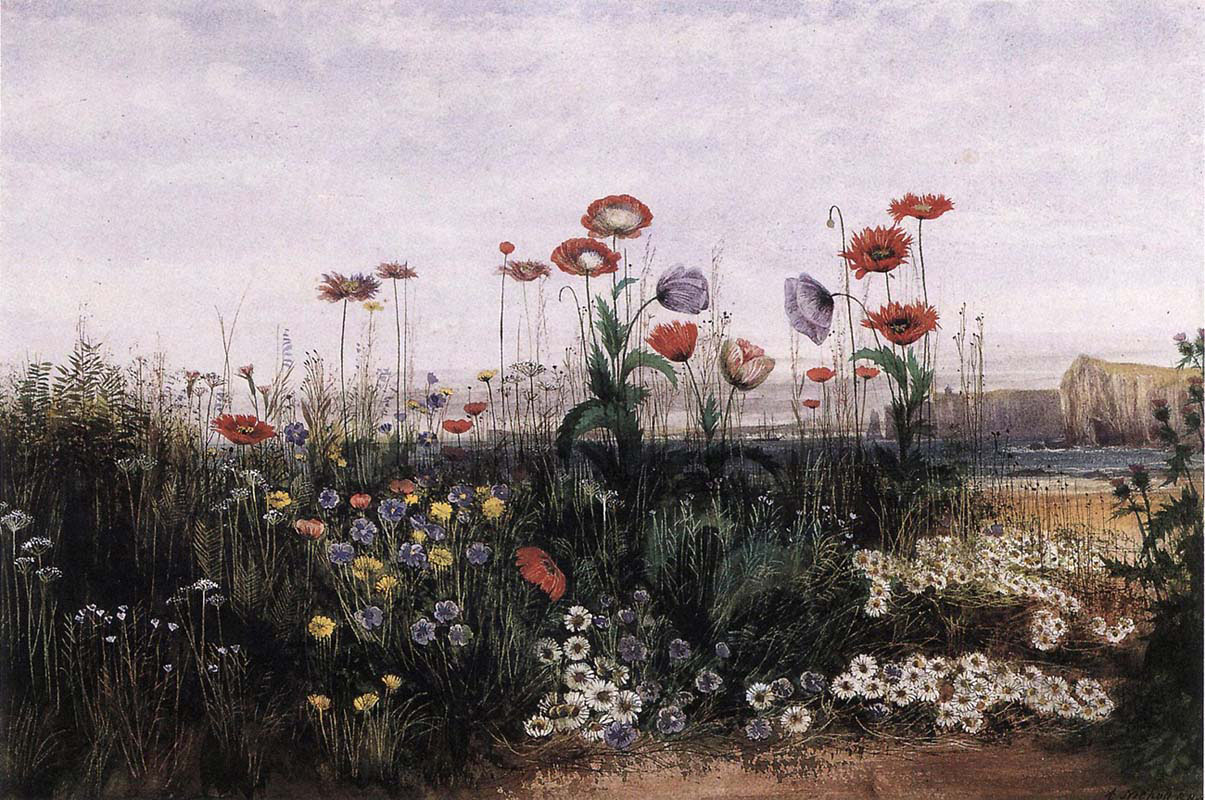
[2,0,1202,391]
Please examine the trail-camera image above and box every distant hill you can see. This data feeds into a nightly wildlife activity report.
[1059,355,1193,446]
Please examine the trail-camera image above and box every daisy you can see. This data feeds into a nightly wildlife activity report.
[960,652,989,673]
[959,712,985,734]
[831,673,860,700]
[535,638,562,665]
[935,704,959,729]
[524,715,554,738]
[887,683,917,706]
[905,653,929,671]
[780,705,813,734]
[580,717,610,742]
[538,691,559,714]
[584,679,619,713]
[609,690,642,725]
[746,682,774,711]
[858,677,885,700]
[563,663,596,691]
[564,635,591,661]
[549,697,590,731]
[563,605,593,632]
[864,596,888,617]
[916,676,941,703]
[849,655,878,680]
[1054,697,1081,719]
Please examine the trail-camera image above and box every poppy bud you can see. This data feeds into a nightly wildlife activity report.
[499,241,515,255]
[350,493,371,510]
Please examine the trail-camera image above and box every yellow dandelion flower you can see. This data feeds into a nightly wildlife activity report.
[404,493,420,506]
[294,452,306,461]
[353,692,380,713]
[381,674,402,693]
[439,386,454,397]
[481,496,506,521]
[428,502,453,524]
[407,399,422,409]
[266,491,292,510]
[428,546,453,569]
[307,615,336,640]
[475,486,492,501]
[477,369,496,382]
[307,693,331,713]
[336,458,348,468]
[352,556,384,580]
[375,574,399,594]
[410,528,428,544]
[363,301,385,313]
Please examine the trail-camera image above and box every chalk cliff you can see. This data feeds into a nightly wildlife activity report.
[1059,355,1192,445]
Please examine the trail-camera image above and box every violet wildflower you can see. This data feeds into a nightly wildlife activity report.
[350,518,377,545]
[668,638,691,661]
[434,600,460,624]
[318,488,339,509]
[411,617,437,645]
[355,605,383,630]
[398,542,427,569]
[784,272,835,345]
[745,718,772,740]
[283,421,309,446]
[448,624,473,646]
[655,264,710,314]
[466,542,492,566]
[657,705,686,735]
[378,498,405,523]
[619,635,648,663]
[603,720,638,750]
[695,669,722,693]
[328,542,355,565]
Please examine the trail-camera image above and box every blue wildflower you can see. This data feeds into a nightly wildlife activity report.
[425,522,446,541]
[465,542,492,566]
[772,677,794,699]
[328,542,355,565]
[433,600,460,624]
[866,702,890,721]
[715,641,731,659]
[378,498,405,523]
[283,421,309,446]
[632,589,650,605]
[745,718,772,740]
[417,470,437,489]
[619,635,648,663]
[354,605,383,630]
[447,484,472,507]
[592,614,610,630]
[411,617,437,646]
[425,393,446,411]
[426,372,438,385]
[656,705,686,735]
[637,680,662,704]
[798,671,826,697]
[603,721,638,751]
[379,422,392,434]
[417,431,437,446]
[350,518,377,545]
[695,669,722,693]
[448,624,473,646]
[668,638,691,661]
[491,483,511,501]
[619,608,637,625]
[318,488,339,509]
[398,542,427,569]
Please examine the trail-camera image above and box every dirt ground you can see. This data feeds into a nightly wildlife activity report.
[457,737,1173,800]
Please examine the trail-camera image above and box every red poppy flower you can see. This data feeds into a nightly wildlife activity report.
[442,419,472,435]
[550,238,621,278]
[855,366,880,380]
[499,241,515,255]
[499,260,551,282]
[211,414,276,445]
[515,546,566,602]
[377,261,417,280]
[861,301,940,346]
[646,321,698,363]
[802,399,821,410]
[840,226,913,280]
[581,194,654,239]
[806,367,835,383]
[464,402,488,417]
[317,272,381,302]
[294,518,325,539]
[390,478,416,495]
[888,193,954,223]
[350,493,371,510]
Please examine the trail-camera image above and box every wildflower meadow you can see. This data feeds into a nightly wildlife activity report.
[1,194,1201,797]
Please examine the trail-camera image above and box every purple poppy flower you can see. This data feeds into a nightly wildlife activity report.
[656,705,686,734]
[318,488,339,509]
[410,617,436,645]
[350,518,377,545]
[328,542,355,565]
[378,498,406,523]
[784,272,835,345]
[398,542,427,568]
[619,634,648,663]
[668,638,691,661]
[355,605,383,630]
[603,721,639,751]
[745,718,772,740]
[465,542,492,566]
[448,624,473,646]
[655,264,710,314]
[491,484,511,501]
[715,641,731,659]
[283,421,309,446]
[434,600,460,624]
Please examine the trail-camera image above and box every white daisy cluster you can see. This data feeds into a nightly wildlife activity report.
[851,529,1107,651]
[742,680,815,740]
[1088,615,1136,645]
[829,652,1114,734]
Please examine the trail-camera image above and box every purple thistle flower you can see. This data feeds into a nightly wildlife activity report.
[655,264,710,314]
[328,542,355,565]
[355,605,383,630]
[465,542,492,566]
[784,272,835,345]
[410,617,437,645]
[603,720,639,750]
[398,542,427,569]
[433,600,460,624]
